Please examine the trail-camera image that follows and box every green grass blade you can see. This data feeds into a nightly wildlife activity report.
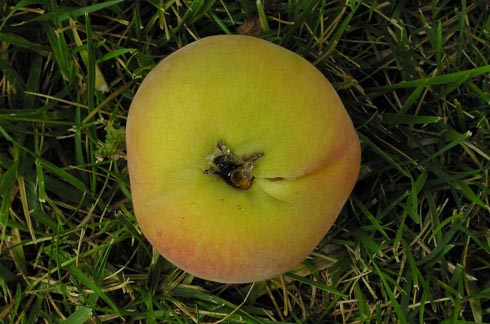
[61,307,93,324]
[373,65,490,91]
[66,264,122,318]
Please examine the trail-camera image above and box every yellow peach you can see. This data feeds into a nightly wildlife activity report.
[126,35,360,283]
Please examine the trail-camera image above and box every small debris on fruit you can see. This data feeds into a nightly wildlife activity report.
[205,141,263,190]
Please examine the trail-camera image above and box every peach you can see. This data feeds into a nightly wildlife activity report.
[126,35,360,283]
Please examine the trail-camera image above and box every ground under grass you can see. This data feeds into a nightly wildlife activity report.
[1,1,489,323]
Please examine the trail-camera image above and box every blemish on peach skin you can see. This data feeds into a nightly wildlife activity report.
[268,177,285,182]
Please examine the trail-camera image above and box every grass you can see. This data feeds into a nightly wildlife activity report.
[1,0,489,323]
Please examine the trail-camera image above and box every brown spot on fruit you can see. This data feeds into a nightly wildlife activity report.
[205,141,263,190]
[268,177,285,182]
